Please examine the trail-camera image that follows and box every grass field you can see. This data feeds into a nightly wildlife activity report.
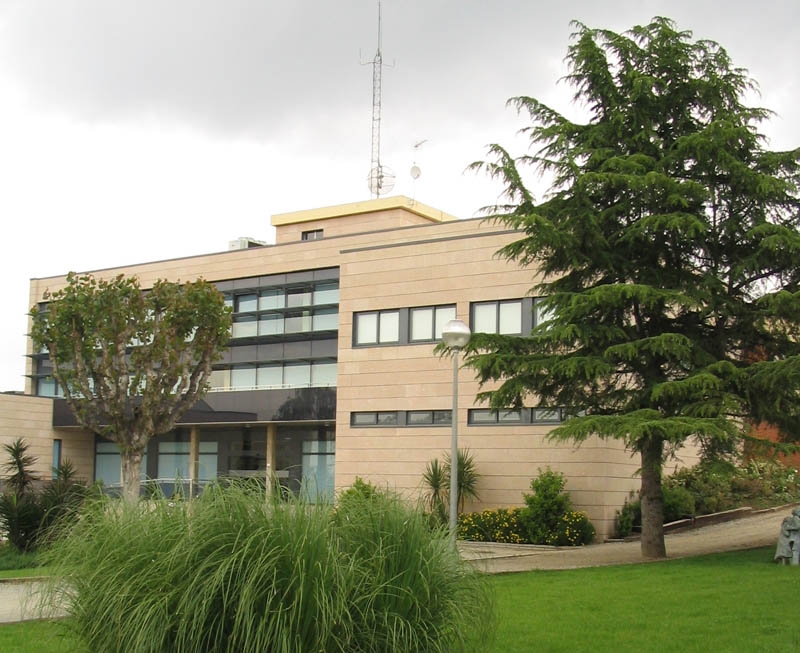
[1,547,798,652]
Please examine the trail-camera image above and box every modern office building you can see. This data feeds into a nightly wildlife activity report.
[3,196,695,538]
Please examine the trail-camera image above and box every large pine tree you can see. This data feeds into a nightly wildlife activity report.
[465,17,800,558]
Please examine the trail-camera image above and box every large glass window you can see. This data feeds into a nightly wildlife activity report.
[94,441,147,486]
[259,289,284,310]
[232,315,257,338]
[311,362,337,386]
[259,314,284,336]
[410,305,456,342]
[313,283,339,305]
[235,293,258,313]
[231,365,256,389]
[208,368,230,391]
[471,300,523,335]
[257,364,282,388]
[284,310,312,334]
[198,441,218,481]
[355,310,400,345]
[286,287,312,308]
[284,362,311,386]
[158,441,190,480]
[313,308,338,331]
[302,440,335,502]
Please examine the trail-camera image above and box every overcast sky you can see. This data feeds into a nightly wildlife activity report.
[0,0,798,391]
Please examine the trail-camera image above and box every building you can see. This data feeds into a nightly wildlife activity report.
[4,196,689,538]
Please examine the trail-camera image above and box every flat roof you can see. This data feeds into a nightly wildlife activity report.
[270,195,459,227]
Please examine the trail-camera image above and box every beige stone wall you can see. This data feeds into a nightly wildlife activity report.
[274,208,440,244]
[0,394,95,485]
[333,220,645,539]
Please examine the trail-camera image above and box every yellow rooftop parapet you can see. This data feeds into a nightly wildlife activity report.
[270,195,458,227]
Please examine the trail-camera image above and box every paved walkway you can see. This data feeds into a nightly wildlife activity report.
[460,505,792,573]
[0,505,794,624]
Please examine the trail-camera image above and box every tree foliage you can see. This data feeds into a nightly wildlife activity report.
[30,273,232,501]
[465,17,800,558]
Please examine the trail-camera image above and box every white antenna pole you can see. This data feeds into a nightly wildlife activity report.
[371,0,383,197]
[365,0,394,198]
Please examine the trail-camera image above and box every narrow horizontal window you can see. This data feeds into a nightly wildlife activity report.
[532,408,562,423]
[351,411,399,427]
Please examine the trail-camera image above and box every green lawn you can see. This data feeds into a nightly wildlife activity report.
[0,568,48,580]
[1,547,798,652]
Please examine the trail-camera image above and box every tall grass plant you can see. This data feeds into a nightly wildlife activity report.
[41,483,493,652]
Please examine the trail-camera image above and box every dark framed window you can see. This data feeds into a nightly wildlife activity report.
[301,229,324,241]
[468,408,523,425]
[351,411,400,427]
[471,300,523,335]
[409,305,457,342]
[354,310,400,345]
[52,439,62,479]
[467,407,566,425]
[407,410,452,426]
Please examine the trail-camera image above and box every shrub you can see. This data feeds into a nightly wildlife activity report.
[519,468,573,544]
[549,511,595,546]
[662,485,696,523]
[614,496,641,538]
[43,482,494,652]
[458,508,525,544]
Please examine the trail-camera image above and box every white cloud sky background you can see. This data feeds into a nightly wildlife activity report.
[0,0,797,391]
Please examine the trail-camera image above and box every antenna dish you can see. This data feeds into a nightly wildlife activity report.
[410,165,421,180]
[368,165,395,196]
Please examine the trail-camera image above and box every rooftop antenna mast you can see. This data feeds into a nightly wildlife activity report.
[365,0,394,198]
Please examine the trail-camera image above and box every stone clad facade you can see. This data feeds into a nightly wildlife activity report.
[5,196,698,538]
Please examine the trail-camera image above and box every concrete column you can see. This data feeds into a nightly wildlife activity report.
[266,423,277,494]
[189,426,199,493]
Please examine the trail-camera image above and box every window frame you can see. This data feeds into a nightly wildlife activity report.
[408,304,457,343]
[353,309,401,346]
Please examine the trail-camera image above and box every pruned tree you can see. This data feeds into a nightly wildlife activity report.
[31,273,232,502]
[465,17,800,558]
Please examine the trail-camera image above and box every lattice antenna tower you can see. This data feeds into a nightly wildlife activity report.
[365,0,394,198]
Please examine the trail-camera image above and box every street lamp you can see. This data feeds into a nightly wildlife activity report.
[441,319,471,548]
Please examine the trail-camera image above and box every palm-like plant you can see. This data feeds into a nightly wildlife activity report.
[2,438,38,497]
[422,458,448,524]
[444,448,481,514]
[423,449,481,523]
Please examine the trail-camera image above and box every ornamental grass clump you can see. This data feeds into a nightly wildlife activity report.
[42,482,493,653]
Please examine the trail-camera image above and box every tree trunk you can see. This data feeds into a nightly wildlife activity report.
[121,449,144,503]
[640,435,667,559]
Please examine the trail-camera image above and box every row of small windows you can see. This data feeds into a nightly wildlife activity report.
[209,361,337,391]
[350,407,565,427]
[468,408,566,424]
[351,410,453,427]
[353,298,552,346]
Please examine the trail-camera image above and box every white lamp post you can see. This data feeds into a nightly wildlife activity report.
[441,319,471,548]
